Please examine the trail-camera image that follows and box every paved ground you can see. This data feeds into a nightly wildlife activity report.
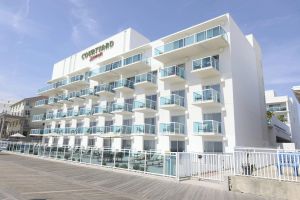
[0,152,278,200]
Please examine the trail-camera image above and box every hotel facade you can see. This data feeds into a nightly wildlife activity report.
[31,14,270,153]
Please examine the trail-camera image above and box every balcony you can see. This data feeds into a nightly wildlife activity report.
[68,91,85,102]
[92,106,113,117]
[57,94,72,104]
[79,88,98,100]
[266,105,287,112]
[75,127,90,135]
[117,54,151,74]
[89,60,121,81]
[45,113,54,121]
[77,108,93,119]
[89,126,108,135]
[65,110,79,118]
[154,26,228,63]
[48,97,59,106]
[35,99,51,108]
[53,112,66,120]
[191,56,220,77]
[160,94,185,111]
[193,89,221,107]
[133,99,157,114]
[111,103,133,115]
[113,79,134,93]
[193,120,222,136]
[159,65,185,83]
[132,124,156,136]
[59,75,89,90]
[104,125,132,137]
[37,80,66,95]
[159,122,185,136]
[32,114,45,122]
[30,129,44,136]
[63,127,77,135]
[134,72,157,89]
[95,83,115,97]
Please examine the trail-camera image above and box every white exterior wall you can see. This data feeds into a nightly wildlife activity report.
[38,13,271,152]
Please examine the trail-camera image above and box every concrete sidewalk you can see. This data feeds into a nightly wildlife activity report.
[0,152,276,200]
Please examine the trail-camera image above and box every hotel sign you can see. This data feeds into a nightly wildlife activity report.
[81,41,114,62]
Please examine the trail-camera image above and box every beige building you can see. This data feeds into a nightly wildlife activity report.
[0,96,46,140]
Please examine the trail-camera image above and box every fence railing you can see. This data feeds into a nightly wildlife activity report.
[2,140,300,183]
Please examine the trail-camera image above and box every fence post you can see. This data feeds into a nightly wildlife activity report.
[176,152,180,181]
[144,151,147,174]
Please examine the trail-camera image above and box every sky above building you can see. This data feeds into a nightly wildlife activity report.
[0,0,299,102]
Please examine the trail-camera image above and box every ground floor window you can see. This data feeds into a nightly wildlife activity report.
[144,140,155,151]
[103,138,112,148]
[43,137,49,144]
[122,139,131,149]
[74,137,81,147]
[170,141,185,152]
[203,141,223,153]
[63,137,69,146]
[88,138,95,147]
[52,137,59,146]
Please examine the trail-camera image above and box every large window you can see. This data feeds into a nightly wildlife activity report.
[170,141,185,152]
[88,138,95,147]
[122,139,131,149]
[52,137,59,146]
[74,137,81,146]
[144,140,155,150]
[63,137,69,146]
[204,141,223,153]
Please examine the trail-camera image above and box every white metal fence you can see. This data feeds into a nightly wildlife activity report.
[2,141,300,182]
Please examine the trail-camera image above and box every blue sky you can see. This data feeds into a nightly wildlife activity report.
[0,0,300,101]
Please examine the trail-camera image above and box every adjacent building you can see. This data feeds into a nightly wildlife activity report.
[0,99,16,114]
[0,97,46,140]
[265,90,300,147]
[32,14,270,153]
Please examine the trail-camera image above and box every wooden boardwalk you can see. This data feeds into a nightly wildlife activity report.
[0,152,274,200]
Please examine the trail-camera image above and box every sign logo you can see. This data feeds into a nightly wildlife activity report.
[81,41,114,61]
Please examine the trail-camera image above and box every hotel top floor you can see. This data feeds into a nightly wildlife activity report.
[38,13,261,94]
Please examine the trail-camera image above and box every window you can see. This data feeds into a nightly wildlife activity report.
[144,140,155,150]
[203,113,221,122]
[122,139,131,149]
[52,137,59,146]
[204,141,223,153]
[74,137,81,146]
[170,141,185,152]
[88,138,95,147]
[103,138,112,148]
[63,137,69,146]
[44,138,49,144]
[144,117,156,125]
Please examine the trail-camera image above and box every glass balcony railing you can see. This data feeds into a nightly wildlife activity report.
[123,53,142,66]
[68,74,86,84]
[134,72,157,85]
[160,122,185,135]
[160,65,185,79]
[48,97,58,105]
[57,94,69,102]
[108,125,132,135]
[193,120,222,134]
[66,109,78,117]
[90,126,109,135]
[192,56,219,71]
[75,127,90,134]
[266,106,287,112]
[68,91,81,99]
[35,99,48,107]
[111,103,133,113]
[92,106,112,115]
[160,94,184,107]
[45,113,54,120]
[133,99,156,110]
[30,129,44,135]
[37,79,66,94]
[64,127,77,135]
[94,83,115,93]
[113,79,134,90]
[154,25,226,56]
[193,89,220,103]
[79,88,95,97]
[78,108,92,116]
[32,114,45,121]
[132,124,155,135]
[89,60,122,77]
[54,112,66,119]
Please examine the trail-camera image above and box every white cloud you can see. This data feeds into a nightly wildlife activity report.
[68,0,101,47]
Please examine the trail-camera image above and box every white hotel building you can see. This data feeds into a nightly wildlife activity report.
[31,14,270,153]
